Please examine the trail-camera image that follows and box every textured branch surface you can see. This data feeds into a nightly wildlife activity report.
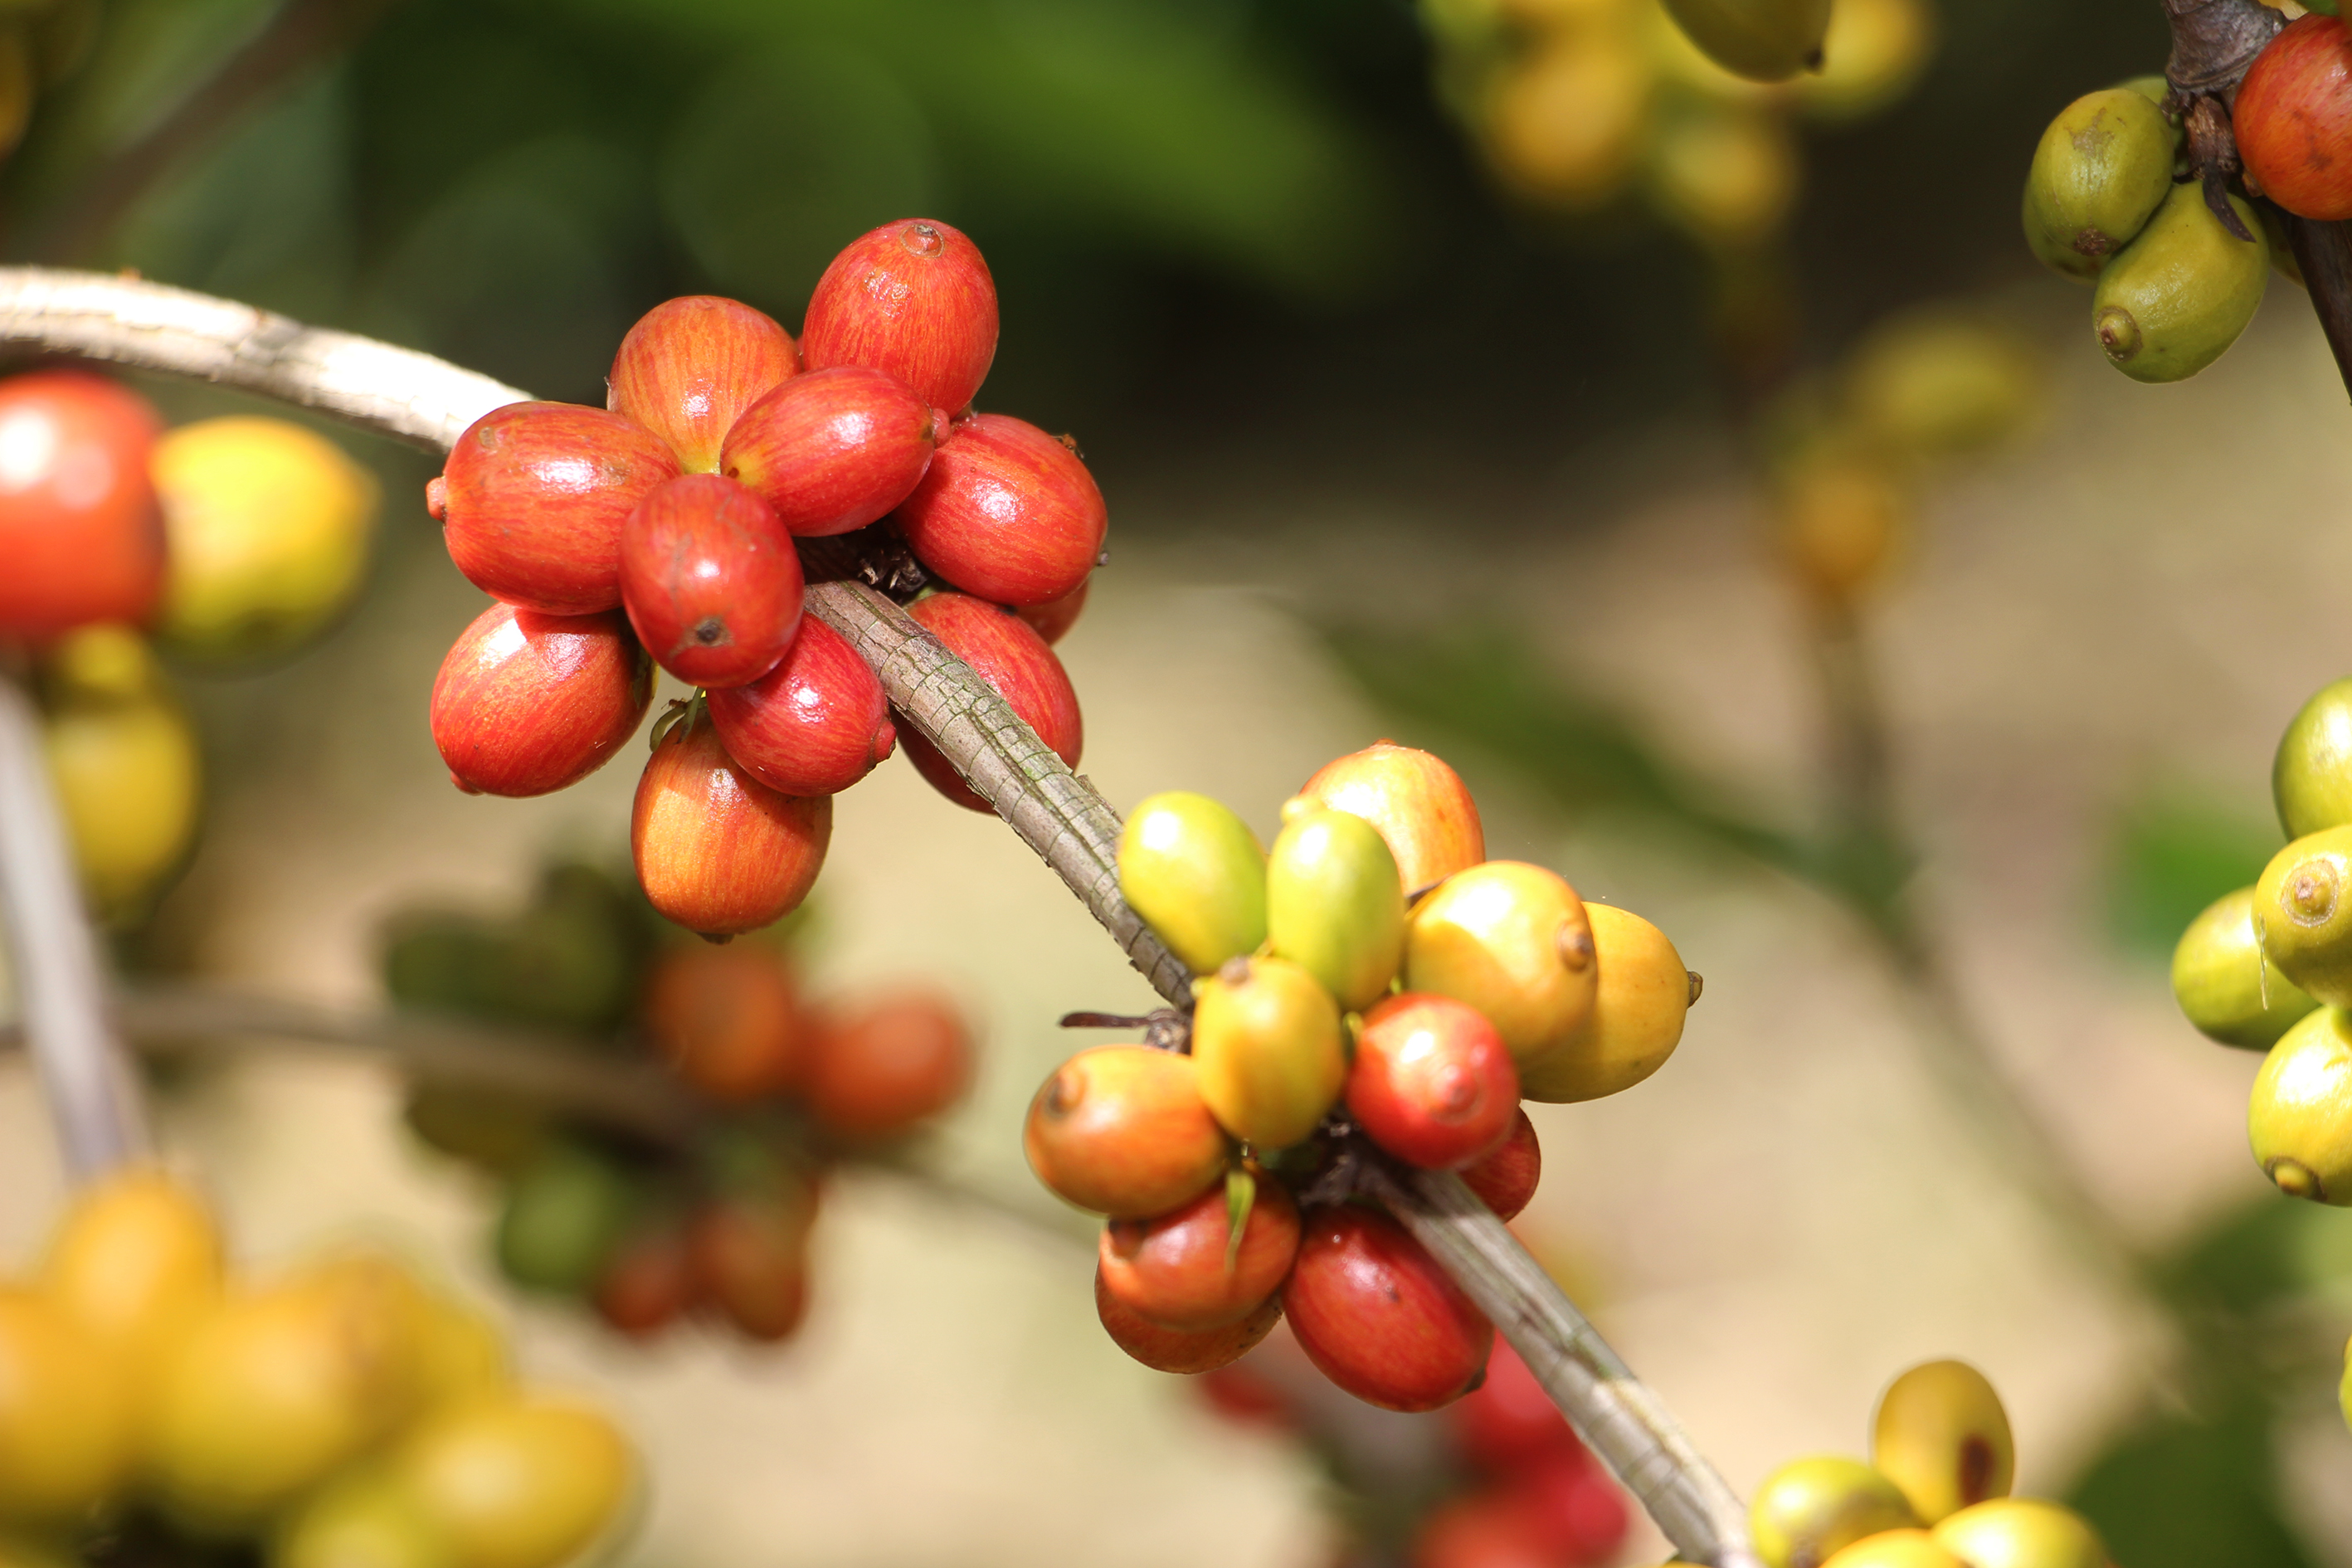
[0,267,1752,1567]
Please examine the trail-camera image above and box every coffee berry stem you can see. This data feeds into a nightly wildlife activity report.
[0,267,1756,1568]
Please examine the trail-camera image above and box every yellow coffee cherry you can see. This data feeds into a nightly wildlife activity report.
[1189,956,1346,1150]
[153,416,380,665]
[394,1398,635,1568]
[1519,902,1690,1102]
[1820,1531,1967,1568]
[2171,887,2317,1050]
[413,1294,512,1412]
[1751,1456,1918,1568]
[2247,1006,2352,1204]
[39,630,202,926]
[1644,103,1799,249]
[1267,805,1405,1011]
[1869,1360,2014,1524]
[1118,791,1267,976]
[1844,316,2039,460]
[1405,861,1598,1064]
[1929,1498,2105,1568]
[0,1286,134,1526]
[1484,29,1653,207]
[1796,0,1933,121]
[2273,675,2352,840]
[2255,828,2352,1006]
[41,1167,224,1371]
[275,1470,453,1568]
[1659,0,1830,81]
[1775,446,1910,604]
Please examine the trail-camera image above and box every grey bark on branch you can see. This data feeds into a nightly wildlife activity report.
[0,265,1758,1568]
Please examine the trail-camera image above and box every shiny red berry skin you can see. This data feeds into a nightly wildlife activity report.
[436,402,681,614]
[0,369,165,640]
[1016,577,1089,645]
[1094,1268,1283,1376]
[631,707,831,937]
[718,366,936,537]
[1098,1178,1300,1332]
[619,474,803,689]
[706,617,896,796]
[893,415,1106,606]
[1348,993,1520,1171]
[607,295,800,473]
[1459,1109,1541,1222]
[1449,1338,1581,1472]
[1283,1205,1493,1412]
[430,601,653,796]
[2238,16,2352,222]
[898,591,1082,812]
[801,218,998,413]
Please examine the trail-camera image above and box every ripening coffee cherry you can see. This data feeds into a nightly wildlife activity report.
[1870,1360,2014,1525]
[1460,1109,1541,1220]
[894,414,1106,606]
[1405,862,1599,1066]
[1660,0,1829,81]
[2092,183,2268,383]
[275,1470,445,1568]
[619,474,803,688]
[607,295,800,472]
[1449,1338,1579,1471]
[802,218,999,413]
[0,369,165,640]
[1508,1447,1629,1565]
[718,365,936,536]
[1267,806,1406,1011]
[899,592,1083,812]
[640,942,802,1102]
[1118,791,1269,976]
[2254,827,2352,1006]
[594,1226,699,1340]
[631,706,831,937]
[688,1190,817,1342]
[1749,1458,1919,1568]
[1093,1268,1282,1375]
[1410,1490,1564,1568]
[2273,675,2352,839]
[40,640,202,924]
[1929,1501,2104,1568]
[41,1168,223,1371]
[1518,903,1692,1103]
[394,1396,635,1568]
[799,988,973,1141]
[1191,956,1347,1150]
[434,402,682,614]
[2248,1006,2352,1203]
[431,603,652,797]
[2172,887,2316,1049]
[1819,1531,1969,1568]
[2236,17,2352,222]
[2021,89,2177,281]
[1025,1045,1231,1219]
[1348,993,1519,1170]
[1283,1205,1493,1412]
[0,1289,132,1526]
[1097,1177,1300,1332]
[704,617,897,796]
[1017,577,1089,645]
[1297,742,1486,896]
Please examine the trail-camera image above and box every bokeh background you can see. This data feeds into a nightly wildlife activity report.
[4,0,2351,1565]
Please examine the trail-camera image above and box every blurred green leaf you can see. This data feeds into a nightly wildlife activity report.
[2155,1196,2335,1321]
[2103,789,2279,963]
[2068,1401,2320,1568]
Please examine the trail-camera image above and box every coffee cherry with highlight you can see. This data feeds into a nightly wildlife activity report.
[431,603,653,797]
[799,988,973,1141]
[1929,1500,2104,1568]
[1518,903,1692,1103]
[1097,1176,1300,1332]
[620,475,801,689]
[1870,1360,2014,1525]
[2254,827,2352,1006]
[802,218,999,413]
[607,295,800,472]
[2235,16,2352,223]
[631,705,832,937]
[706,617,897,796]
[1190,956,1347,1151]
[1283,1205,1493,1412]
[1460,1109,1541,1221]
[1093,1269,1282,1375]
[1348,993,1520,1171]
[1118,791,1269,976]
[1405,862,1600,1066]
[640,942,801,1102]
[1267,806,1406,1012]
[894,414,1106,606]
[1298,742,1486,896]
[433,402,682,614]
[2173,887,2318,1050]
[0,369,165,641]
[719,365,936,536]
[898,592,1083,812]
[1749,1458,1918,1568]
[2274,674,2352,839]
[2248,1005,2352,1203]
[1819,1531,1968,1568]
[1025,1046,1231,1218]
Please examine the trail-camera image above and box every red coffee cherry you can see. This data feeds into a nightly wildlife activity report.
[607,295,800,472]
[640,942,802,1103]
[1459,1109,1541,1222]
[1016,577,1089,646]
[801,218,998,413]
[1098,1178,1300,1333]
[0,369,165,640]
[1348,993,1519,1171]
[1283,1205,1493,1411]
[1024,1045,1230,1219]
[2238,16,2352,222]
[893,415,1106,606]
[434,402,682,614]
[431,601,653,796]
[1449,1338,1580,1473]
[593,1226,699,1339]
[619,474,803,689]
[898,592,1082,812]
[631,706,831,937]
[688,1189,817,1342]
[718,366,936,537]
[706,617,896,796]
[798,988,973,1142]
[1410,1491,1560,1568]
[1094,1269,1283,1376]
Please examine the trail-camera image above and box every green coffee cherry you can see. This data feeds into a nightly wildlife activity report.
[1266,806,1405,1012]
[2254,828,2352,1006]
[2247,1006,2352,1205]
[2091,182,2267,382]
[2172,887,2316,1050]
[494,1143,642,1293]
[1750,1456,1917,1568]
[2273,676,2352,839]
[2114,75,2169,106]
[1189,957,1346,1150]
[2023,89,2177,282]
[1659,0,1830,81]
[1930,1499,2105,1568]
[1118,792,1268,976]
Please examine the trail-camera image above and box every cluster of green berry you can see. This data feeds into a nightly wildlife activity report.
[1024,741,1695,1410]
[385,861,971,1345]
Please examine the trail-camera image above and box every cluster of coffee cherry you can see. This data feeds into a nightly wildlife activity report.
[1739,1360,2105,1568]
[2023,7,2352,385]
[2170,673,2352,1431]
[384,859,972,1344]
[1024,740,1696,1409]
[0,1169,631,1568]
[424,217,1102,938]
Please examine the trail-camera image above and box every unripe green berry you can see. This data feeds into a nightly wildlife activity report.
[2172,887,2317,1049]
[1117,791,1267,976]
[2273,675,2352,840]
[2247,1005,2352,1205]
